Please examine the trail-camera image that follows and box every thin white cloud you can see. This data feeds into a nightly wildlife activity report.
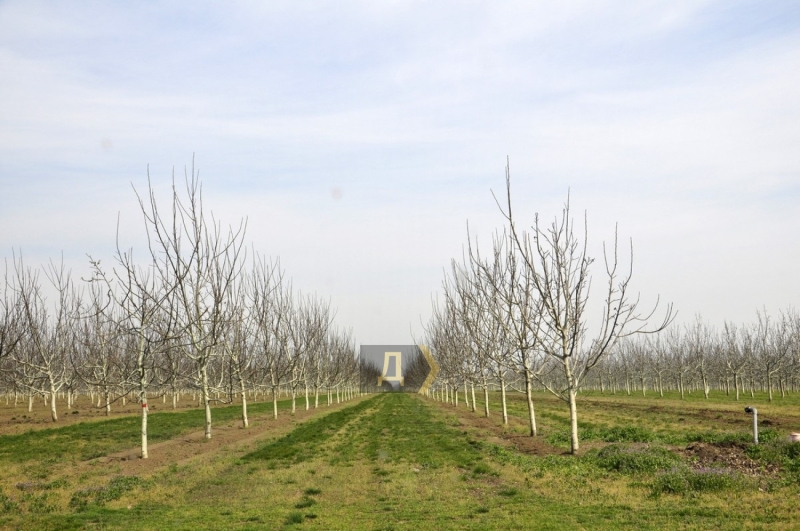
[1,0,799,342]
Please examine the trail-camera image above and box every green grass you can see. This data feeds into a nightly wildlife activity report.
[466,389,800,451]
[0,398,295,462]
[243,397,376,465]
[1,392,799,530]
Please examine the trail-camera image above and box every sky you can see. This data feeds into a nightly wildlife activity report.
[1,1,799,344]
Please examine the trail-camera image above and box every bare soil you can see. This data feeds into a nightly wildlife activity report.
[430,399,565,456]
[85,398,367,478]
[682,441,782,477]
[0,395,204,436]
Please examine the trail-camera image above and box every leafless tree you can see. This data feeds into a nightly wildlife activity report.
[134,164,247,439]
[11,255,78,422]
[495,162,673,454]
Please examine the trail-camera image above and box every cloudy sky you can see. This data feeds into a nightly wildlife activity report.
[1,1,798,343]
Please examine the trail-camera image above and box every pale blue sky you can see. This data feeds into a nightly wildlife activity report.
[1,1,799,342]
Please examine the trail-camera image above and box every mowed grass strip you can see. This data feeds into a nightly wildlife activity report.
[329,392,484,470]
[0,399,295,462]
[243,396,378,465]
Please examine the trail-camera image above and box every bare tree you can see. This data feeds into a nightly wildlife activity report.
[249,254,292,419]
[11,255,77,422]
[467,230,544,431]
[134,165,247,439]
[73,282,124,416]
[0,265,23,365]
[496,163,673,454]
[753,311,792,402]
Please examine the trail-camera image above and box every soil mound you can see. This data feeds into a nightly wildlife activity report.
[682,442,780,476]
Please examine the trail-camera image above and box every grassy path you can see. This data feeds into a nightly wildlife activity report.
[2,393,799,530]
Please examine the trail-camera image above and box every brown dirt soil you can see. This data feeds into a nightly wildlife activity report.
[577,397,800,430]
[428,398,564,456]
[86,397,368,478]
[682,441,782,477]
[0,395,205,436]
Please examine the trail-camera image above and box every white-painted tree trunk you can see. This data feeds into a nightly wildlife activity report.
[240,378,249,429]
[470,382,476,413]
[500,376,508,425]
[141,392,148,459]
[482,377,490,417]
[524,368,537,436]
[201,366,212,439]
[49,382,58,422]
[104,386,111,416]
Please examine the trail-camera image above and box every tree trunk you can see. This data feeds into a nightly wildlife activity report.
[240,378,249,429]
[568,388,579,454]
[470,382,477,413]
[768,373,773,402]
[524,368,537,436]
[500,376,508,425]
[104,386,111,416]
[140,390,149,458]
[201,367,212,439]
[49,383,58,422]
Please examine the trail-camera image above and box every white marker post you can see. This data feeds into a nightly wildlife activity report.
[744,406,758,444]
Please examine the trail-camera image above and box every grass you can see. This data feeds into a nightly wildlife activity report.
[466,389,800,450]
[0,398,295,463]
[243,397,375,465]
[0,392,798,529]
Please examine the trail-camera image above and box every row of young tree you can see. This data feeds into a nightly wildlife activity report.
[425,168,799,455]
[424,164,675,455]
[0,170,360,458]
[588,314,800,401]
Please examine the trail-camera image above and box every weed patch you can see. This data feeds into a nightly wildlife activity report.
[592,444,682,474]
[284,511,304,525]
[651,466,748,496]
[69,475,148,511]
